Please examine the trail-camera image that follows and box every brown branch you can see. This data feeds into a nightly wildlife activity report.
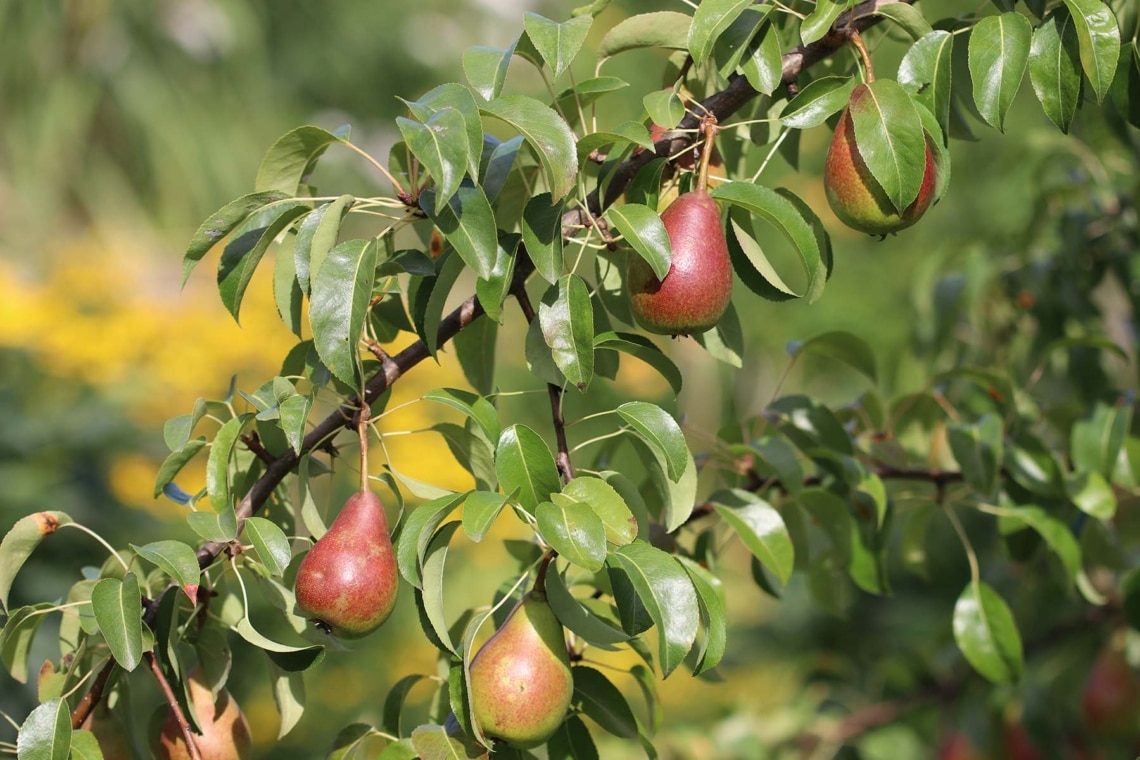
[145,651,202,760]
[69,658,116,729]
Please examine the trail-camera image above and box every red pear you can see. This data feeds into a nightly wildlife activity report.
[1082,640,1140,736]
[294,488,398,638]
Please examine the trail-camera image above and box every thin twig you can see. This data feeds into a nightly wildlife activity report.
[145,651,202,760]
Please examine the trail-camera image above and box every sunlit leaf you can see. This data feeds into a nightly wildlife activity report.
[968,12,1033,131]
[91,573,144,672]
[953,581,1024,683]
[0,512,72,613]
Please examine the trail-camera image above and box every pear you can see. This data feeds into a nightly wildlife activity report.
[824,83,937,235]
[468,591,573,748]
[294,487,398,638]
[156,668,252,760]
[627,189,733,336]
[1081,639,1140,736]
[80,704,132,759]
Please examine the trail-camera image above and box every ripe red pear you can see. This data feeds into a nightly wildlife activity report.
[1081,640,1140,736]
[627,189,733,336]
[824,82,937,235]
[468,590,573,748]
[294,487,398,638]
[156,668,252,760]
[935,731,985,760]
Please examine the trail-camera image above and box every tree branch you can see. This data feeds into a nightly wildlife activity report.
[145,651,202,760]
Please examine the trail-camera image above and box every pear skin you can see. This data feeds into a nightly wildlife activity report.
[294,488,399,638]
[824,83,937,235]
[1082,641,1140,736]
[627,190,733,337]
[468,591,573,748]
[156,668,252,760]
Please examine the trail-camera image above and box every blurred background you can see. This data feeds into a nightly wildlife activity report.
[1,0,1137,758]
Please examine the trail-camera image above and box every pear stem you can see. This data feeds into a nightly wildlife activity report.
[358,400,371,493]
[695,114,719,195]
[534,551,556,597]
[848,29,875,83]
[145,651,203,760]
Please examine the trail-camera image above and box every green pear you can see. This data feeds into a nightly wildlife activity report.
[824,83,937,235]
[468,591,573,748]
[156,668,252,760]
[627,190,733,336]
[294,487,399,638]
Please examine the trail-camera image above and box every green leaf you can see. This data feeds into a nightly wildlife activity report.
[801,0,846,45]
[604,203,671,281]
[232,617,324,671]
[1062,0,1121,101]
[598,11,691,59]
[91,573,144,672]
[849,79,929,212]
[779,76,855,129]
[273,233,303,336]
[421,185,498,281]
[16,697,71,760]
[423,388,501,444]
[563,476,637,545]
[741,19,783,95]
[899,30,954,141]
[953,581,1024,683]
[968,12,1033,130]
[495,425,562,514]
[256,125,345,194]
[403,86,483,186]
[475,232,518,323]
[186,506,238,543]
[68,730,101,760]
[453,319,498,396]
[689,0,755,66]
[183,191,289,286]
[409,723,486,760]
[789,330,877,382]
[675,556,727,675]
[768,395,854,456]
[206,413,249,512]
[948,414,1003,498]
[539,275,595,389]
[1072,398,1133,478]
[217,202,310,322]
[617,402,687,482]
[571,666,638,737]
[545,567,629,649]
[630,438,699,533]
[521,193,565,284]
[417,522,462,656]
[463,41,517,101]
[163,398,208,452]
[710,490,794,584]
[537,500,607,572]
[869,2,934,39]
[0,603,53,683]
[608,541,699,677]
[750,437,804,494]
[269,662,306,739]
[294,195,353,294]
[0,512,72,613]
[1028,8,1083,132]
[309,239,378,385]
[397,108,470,215]
[413,253,466,360]
[461,491,510,542]
[1002,505,1082,583]
[130,540,200,599]
[243,517,292,577]
[525,13,592,78]
[382,674,430,737]
[479,95,578,202]
[642,88,685,130]
[593,331,682,395]
[548,715,599,760]
[279,393,313,456]
[713,182,826,303]
[1067,470,1117,520]
[395,493,467,589]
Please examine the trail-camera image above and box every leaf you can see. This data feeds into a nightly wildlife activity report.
[675,557,727,675]
[413,253,466,360]
[422,388,501,444]
[91,573,144,672]
[801,0,846,45]
[475,233,518,323]
[382,674,430,737]
[750,437,804,494]
[571,666,639,737]
[713,182,825,303]
[521,193,565,284]
[741,19,783,95]
[642,88,684,130]
[630,438,699,533]
[598,12,691,59]
[0,512,72,613]
[183,191,289,286]
[768,395,853,456]
[1072,398,1133,478]
[397,108,470,215]
[789,330,877,382]
[232,617,325,671]
[536,501,607,572]
[548,715,599,760]
[948,414,1003,498]
[454,318,498,396]
[779,76,855,129]
[206,413,248,512]
[953,581,1024,683]
[463,42,517,101]
[273,234,303,336]
[1002,505,1082,583]
[617,402,687,482]
[593,331,682,395]
[217,201,310,321]
[421,186,498,281]
[1028,8,1083,132]
[256,125,345,194]
[67,730,101,760]
[130,540,201,600]
[603,203,672,281]
[608,542,699,677]
[309,239,378,385]
[0,603,53,683]
[479,95,578,202]
[968,12,1033,131]
[409,724,487,760]
[243,517,292,577]
[495,425,562,514]
[870,2,934,39]
[186,506,238,543]
[396,493,467,589]
[545,567,629,649]
[562,476,637,545]
[1067,470,1117,520]
[269,661,306,739]
[899,30,955,141]
[163,398,208,452]
[525,13,592,78]
[294,195,352,293]
[16,697,71,760]
[1062,0,1120,102]
[688,0,755,66]
[539,275,595,389]
[710,490,794,584]
[418,522,462,656]
[461,491,510,542]
[849,79,929,212]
